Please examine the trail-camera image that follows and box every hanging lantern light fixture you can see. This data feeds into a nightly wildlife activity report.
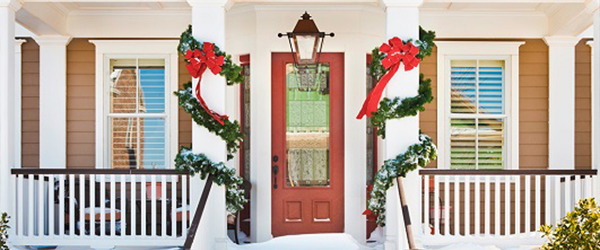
[278,11,335,69]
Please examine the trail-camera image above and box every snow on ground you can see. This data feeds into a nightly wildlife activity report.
[228,233,374,250]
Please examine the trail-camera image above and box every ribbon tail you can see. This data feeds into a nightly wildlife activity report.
[194,65,226,126]
[356,64,399,119]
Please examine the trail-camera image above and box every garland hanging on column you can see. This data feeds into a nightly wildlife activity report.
[361,28,438,226]
[174,25,247,214]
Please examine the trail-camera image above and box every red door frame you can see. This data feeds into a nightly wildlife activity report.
[271,52,345,236]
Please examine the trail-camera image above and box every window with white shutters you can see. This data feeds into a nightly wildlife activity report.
[449,60,505,170]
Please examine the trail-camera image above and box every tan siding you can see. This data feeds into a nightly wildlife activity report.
[179,53,193,149]
[65,38,189,168]
[575,40,592,169]
[420,46,437,168]
[21,38,39,168]
[67,39,96,169]
[519,39,549,169]
[419,40,550,169]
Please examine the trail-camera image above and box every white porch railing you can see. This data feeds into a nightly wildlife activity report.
[419,169,598,247]
[10,169,191,247]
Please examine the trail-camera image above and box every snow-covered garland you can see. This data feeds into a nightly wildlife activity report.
[364,27,438,227]
[174,25,247,214]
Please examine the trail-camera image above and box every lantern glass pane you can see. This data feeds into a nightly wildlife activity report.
[295,34,318,61]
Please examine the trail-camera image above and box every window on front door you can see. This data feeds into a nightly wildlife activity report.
[107,58,168,169]
[448,60,506,170]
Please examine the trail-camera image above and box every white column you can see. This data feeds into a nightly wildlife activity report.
[544,37,579,170]
[382,1,422,249]
[15,39,26,169]
[0,0,21,217]
[35,36,71,169]
[187,1,228,249]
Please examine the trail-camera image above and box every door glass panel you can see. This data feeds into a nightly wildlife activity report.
[286,63,330,187]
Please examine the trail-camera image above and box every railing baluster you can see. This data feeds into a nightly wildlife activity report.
[79,174,85,236]
[28,174,33,237]
[100,174,106,237]
[48,174,54,237]
[151,175,157,237]
[423,175,429,235]
[585,174,592,198]
[131,175,137,236]
[161,175,167,237]
[444,175,450,235]
[141,175,147,237]
[58,175,65,237]
[515,175,520,235]
[564,174,571,215]
[505,175,511,236]
[17,174,23,236]
[38,174,45,237]
[535,175,541,232]
[494,176,500,236]
[574,175,581,209]
[553,176,561,223]
[545,176,551,226]
[525,175,531,234]
[484,175,490,237]
[171,175,177,238]
[182,175,188,237]
[454,176,460,236]
[110,174,116,237]
[120,174,126,237]
[90,174,96,237]
[475,176,481,236]
[464,176,470,236]
[69,174,75,237]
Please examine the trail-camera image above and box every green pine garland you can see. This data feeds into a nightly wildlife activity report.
[175,25,247,215]
[367,27,438,226]
[175,148,247,214]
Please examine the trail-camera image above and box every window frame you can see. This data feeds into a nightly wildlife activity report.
[436,41,524,170]
[90,40,179,169]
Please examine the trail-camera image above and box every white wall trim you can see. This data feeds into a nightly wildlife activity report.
[14,39,26,169]
[89,40,179,169]
[436,41,524,170]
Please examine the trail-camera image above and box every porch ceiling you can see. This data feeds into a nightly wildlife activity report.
[13,0,598,38]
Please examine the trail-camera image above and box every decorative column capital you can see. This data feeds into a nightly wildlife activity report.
[543,36,580,47]
[186,0,229,8]
[34,35,72,47]
[0,0,21,12]
[381,0,423,8]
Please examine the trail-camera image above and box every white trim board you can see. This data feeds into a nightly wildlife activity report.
[436,41,524,170]
[89,40,179,169]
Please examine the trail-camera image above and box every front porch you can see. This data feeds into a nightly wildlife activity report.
[1,0,600,250]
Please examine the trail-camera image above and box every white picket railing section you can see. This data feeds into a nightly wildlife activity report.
[419,169,598,248]
[10,169,191,248]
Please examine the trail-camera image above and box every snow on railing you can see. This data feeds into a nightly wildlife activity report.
[419,169,598,247]
[10,169,190,247]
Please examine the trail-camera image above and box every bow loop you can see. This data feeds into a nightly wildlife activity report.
[357,38,421,119]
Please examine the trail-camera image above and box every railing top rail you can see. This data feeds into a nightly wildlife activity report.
[11,168,190,175]
[419,169,598,176]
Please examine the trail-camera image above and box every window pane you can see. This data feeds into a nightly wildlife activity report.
[110,117,139,169]
[286,63,330,187]
[110,59,138,114]
[478,118,504,169]
[138,59,166,114]
[479,60,504,115]
[450,118,476,169]
[140,117,166,169]
[450,60,477,114]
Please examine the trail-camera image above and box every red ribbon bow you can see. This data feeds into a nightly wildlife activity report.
[185,42,228,125]
[356,38,421,119]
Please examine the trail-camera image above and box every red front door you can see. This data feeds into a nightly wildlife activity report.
[271,53,345,236]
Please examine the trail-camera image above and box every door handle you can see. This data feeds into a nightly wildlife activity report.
[273,165,279,189]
